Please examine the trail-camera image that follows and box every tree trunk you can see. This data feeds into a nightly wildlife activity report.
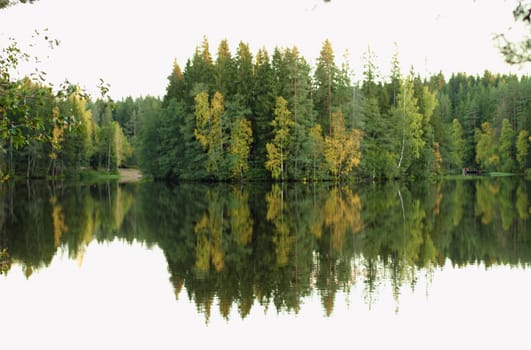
[27,153,31,178]
[107,141,111,172]
[280,144,284,182]
[328,70,332,137]
[397,86,406,170]
[8,137,13,176]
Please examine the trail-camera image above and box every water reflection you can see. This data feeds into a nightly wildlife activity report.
[1,178,530,319]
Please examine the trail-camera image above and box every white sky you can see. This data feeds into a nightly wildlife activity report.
[0,0,529,99]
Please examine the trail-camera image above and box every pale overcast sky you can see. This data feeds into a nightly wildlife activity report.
[1,0,529,99]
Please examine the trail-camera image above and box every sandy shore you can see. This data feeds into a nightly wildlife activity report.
[118,168,143,183]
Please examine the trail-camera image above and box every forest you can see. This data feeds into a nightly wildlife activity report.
[1,37,530,181]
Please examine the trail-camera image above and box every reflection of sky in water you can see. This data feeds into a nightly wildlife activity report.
[1,240,529,350]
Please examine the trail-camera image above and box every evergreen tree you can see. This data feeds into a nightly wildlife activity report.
[234,41,254,107]
[138,99,161,177]
[252,48,275,168]
[163,60,186,106]
[215,39,235,98]
[185,36,215,100]
[516,129,529,171]
[314,40,337,136]
[284,47,315,179]
[499,118,515,172]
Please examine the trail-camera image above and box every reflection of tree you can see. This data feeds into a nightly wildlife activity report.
[266,184,293,267]
[516,182,529,220]
[229,187,253,246]
[475,181,499,225]
[50,195,67,248]
[194,190,226,272]
[0,181,138,276]
[1,178,531,319]
[323,187,363,252]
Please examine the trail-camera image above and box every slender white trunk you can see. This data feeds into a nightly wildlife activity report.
[397,86,406,170]
[107,141,111,172]
[280,143,284,182]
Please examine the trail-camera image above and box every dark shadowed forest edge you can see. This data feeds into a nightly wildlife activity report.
[1,37,530,183]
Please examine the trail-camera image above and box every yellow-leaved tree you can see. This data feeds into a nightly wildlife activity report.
[229,117,253,178]
[324,111,362,181]
[194,91,224,175]
[265,96,294,181]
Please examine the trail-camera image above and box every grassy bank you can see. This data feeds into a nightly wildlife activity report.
[440,172,519,180]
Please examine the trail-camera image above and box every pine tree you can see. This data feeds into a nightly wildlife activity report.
[284,46,314,179]
[234,41,254,108]
[253,48,275,167]
[314,40,337,136]
[215,39,235,98]
[138,99,162,177]
[163,59,186,106]
[499,118,515,172]
[516,129,529,171]
[186,36,215,98]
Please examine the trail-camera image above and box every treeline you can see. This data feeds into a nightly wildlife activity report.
[1,80,138,178]
[1,38,135,179]
[4,38,531,180]
[129,37,531,181]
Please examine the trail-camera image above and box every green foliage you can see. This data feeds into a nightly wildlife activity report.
[129,38,531,182]
[475,122,499,170]
[266,97,294,180]
[229,117,253,178]
[494,1,531,65]
[499,118,515,172]
[516,129,530,171]
[1,36,126,180]
[450,118,465,169]
[0,0,37,9]
[306,124,326,180]
[194,91,225,176]
[396,79,425,166]
[314,39,337,135]
[4,35,531,182]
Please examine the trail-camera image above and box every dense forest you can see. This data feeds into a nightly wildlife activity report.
[2,38,530,181]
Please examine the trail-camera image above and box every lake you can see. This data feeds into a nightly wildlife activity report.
[1,179,530,349]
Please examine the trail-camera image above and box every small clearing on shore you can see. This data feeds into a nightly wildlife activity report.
[119,168,142,183]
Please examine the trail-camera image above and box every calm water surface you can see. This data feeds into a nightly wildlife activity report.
[0,179,530,349]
